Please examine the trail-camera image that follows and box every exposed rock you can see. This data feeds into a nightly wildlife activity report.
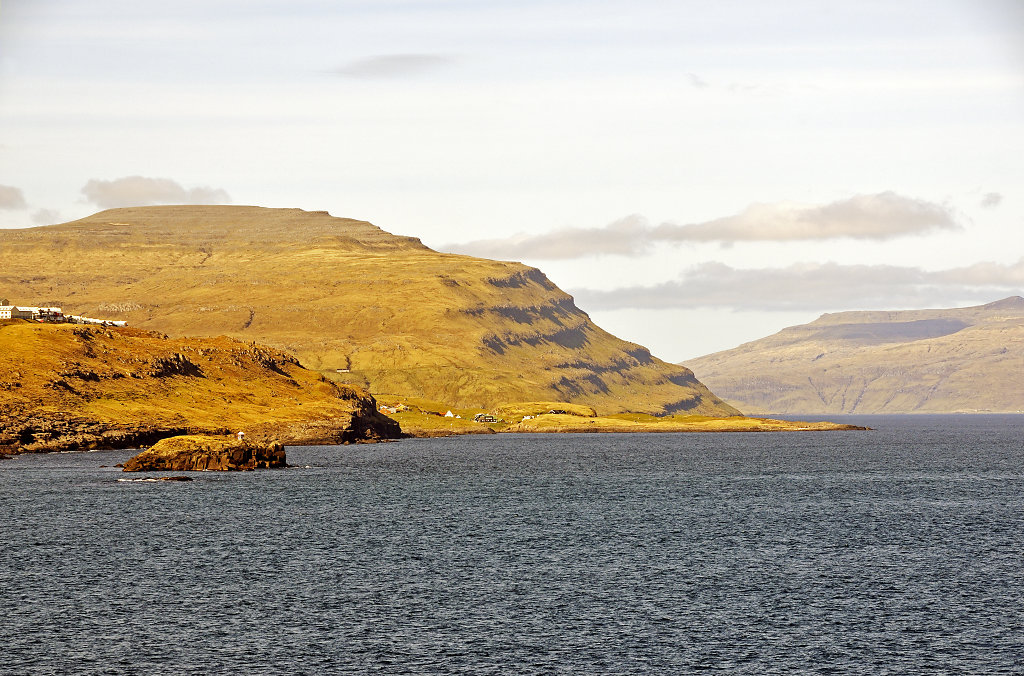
[0,323,402,454]
[116,475,194,482]
[122,435,286,472]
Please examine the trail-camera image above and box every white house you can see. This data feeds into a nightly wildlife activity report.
[0,305,36,320]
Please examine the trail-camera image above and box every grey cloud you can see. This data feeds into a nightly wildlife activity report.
[653,192,960,242]
[684,72,806,96]
[570,259,1024,312]
[686,73,710,89]
[449,193,959,261]
[32,208,61,225]
[447,214,651,260]
[334,54,456,79]
[81,176,231,209]
[980,192,1003,208]
[0,184,28,210]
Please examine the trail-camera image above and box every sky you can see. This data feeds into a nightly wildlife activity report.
[1,0,1023,361]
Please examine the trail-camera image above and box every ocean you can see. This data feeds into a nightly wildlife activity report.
[2,415,1023,675]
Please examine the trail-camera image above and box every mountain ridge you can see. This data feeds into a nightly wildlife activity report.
[686,297,1024,414]
[1,206,737,416]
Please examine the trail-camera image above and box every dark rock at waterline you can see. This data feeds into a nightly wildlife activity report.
[122,435,285,472]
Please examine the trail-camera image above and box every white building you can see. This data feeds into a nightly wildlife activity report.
[0,305,36,320]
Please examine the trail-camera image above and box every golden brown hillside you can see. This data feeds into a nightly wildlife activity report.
[686,297,1024,414]
[0,206,736,416]
[0,322,399,453]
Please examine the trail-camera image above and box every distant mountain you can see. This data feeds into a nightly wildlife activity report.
[685,297,1024,414]
[0,206,736,416]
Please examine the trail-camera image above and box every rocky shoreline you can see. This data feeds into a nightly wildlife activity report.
[0,413,233,455]
[503,414,868,434]
[0,323,403,456]
[0,412,401,456]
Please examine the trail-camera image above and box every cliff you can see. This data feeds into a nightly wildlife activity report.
[0,206,737,416]
[0,322,401,453]
[686,297,1024,414]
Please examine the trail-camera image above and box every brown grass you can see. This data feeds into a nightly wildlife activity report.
[0,206,738,416]
[0,322,397,450]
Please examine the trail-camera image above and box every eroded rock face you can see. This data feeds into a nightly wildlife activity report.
[122,435,286,472]
[0,323,403,455]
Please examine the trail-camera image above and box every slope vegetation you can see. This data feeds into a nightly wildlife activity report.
[0,322,399,453]
[0,206,736,416]
[686,297,1024,414]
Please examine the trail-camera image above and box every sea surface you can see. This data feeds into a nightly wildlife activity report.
[2,415,1023,675]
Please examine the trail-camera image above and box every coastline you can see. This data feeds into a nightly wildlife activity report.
[385,413,867,438]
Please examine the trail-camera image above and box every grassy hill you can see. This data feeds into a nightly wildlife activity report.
[0,322,399,453]
[0,206,736,416]
[686,297,1024,414]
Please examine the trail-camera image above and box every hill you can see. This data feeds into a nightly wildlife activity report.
[686,297,1024,414]
[0,322,399,453]
[0,206,736,416]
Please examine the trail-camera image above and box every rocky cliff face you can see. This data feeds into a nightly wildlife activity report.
[0,206,736,416]
[0,322,401,454]
[122,435,286,472]
[686,297,1024,414]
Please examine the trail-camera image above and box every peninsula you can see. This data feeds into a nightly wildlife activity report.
[0,206,867,447]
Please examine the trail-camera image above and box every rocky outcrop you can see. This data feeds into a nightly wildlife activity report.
[0,323,403,454]
[122,435,286,472]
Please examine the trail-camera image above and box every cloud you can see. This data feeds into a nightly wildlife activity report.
[447,214,651,260]
[32,208,61,225]
[653,192,960,242]
[980,192,1003,208]
[81,176,231,209]
[682,72,809,96]
[448,193,960,260]
[0,185,28,210]
[570,258,1024,312]
[686,73,710,89]
[333,54,456,79]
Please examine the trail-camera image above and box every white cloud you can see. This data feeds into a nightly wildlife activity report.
[936,259,1024,286]
[80,176,231,209]
[447,214,650,260]
[333,54,457,79]
[31,208,61,224]
[653,192,960,242]
[0,185,27,210]
[447,193,960,260]
[570,258,1024,312]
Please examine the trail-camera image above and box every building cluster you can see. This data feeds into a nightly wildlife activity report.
[0,299,127,327]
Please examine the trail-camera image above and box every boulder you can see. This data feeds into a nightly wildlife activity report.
[121,435,285,472]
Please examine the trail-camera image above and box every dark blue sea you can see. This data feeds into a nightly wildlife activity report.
[2,415,1023,675]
